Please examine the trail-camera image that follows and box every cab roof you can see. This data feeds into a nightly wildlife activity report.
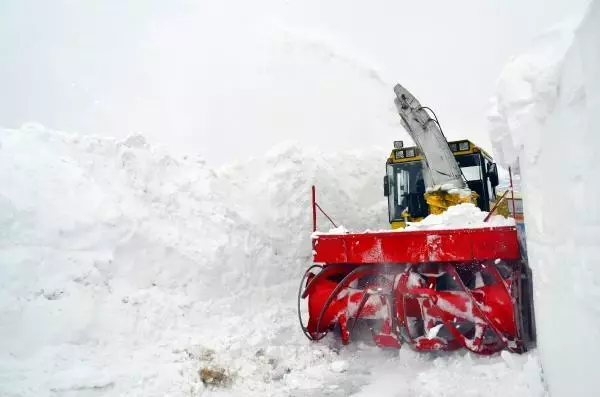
[387,139,493,164]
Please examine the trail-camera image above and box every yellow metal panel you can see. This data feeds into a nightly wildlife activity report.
[389,156,423,164]
[387,139,493,164]
[390,217,425,229]
[390,221,406,229]
[424,190,479,215]
[386,139,495,228]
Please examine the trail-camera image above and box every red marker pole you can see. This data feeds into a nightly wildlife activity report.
[312,185,317,232]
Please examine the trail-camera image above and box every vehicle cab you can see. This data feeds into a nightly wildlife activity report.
[384,139,500,228]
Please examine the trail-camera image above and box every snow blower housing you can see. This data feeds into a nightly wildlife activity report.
[298,83,535,355]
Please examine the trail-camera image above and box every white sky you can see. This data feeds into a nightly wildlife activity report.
[0,0,588,165]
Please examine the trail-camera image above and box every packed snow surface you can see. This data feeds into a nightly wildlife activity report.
[1,125,542,396]
[489,1,600,396]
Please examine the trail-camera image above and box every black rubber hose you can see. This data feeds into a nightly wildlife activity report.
[297,264,324,341]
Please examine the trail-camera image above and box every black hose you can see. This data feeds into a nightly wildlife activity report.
[297,264,324,341]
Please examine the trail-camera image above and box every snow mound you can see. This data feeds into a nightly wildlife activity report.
[0,125,390,396]
[216,140,390,259]
[488,1,600,396]
[404,203,515,231]
[0,125,290,396]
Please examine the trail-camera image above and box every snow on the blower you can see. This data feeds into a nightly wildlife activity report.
[403,203,515,231]
[317,202,515,235]
[0,125,543,397]
[489,1,600,396]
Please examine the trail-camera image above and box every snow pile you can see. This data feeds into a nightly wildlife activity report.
[216,141,390,260]
[488,1,600,395]
[403,203,515,231]
[0,125,293,396]
[0,125,389,396]
[317,203,514,234]
[1,124,543,396]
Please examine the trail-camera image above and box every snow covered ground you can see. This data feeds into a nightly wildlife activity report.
[0,125,545,396]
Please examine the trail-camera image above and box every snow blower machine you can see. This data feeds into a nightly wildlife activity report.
[297,84,535,355]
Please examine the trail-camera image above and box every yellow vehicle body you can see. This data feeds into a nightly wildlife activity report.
[385,139,501,229]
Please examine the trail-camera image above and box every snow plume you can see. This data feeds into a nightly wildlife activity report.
[488,1,600,396]
[1,125,543,396]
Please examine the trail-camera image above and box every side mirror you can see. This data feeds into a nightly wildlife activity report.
[383,176,390,197]
[488,163,499,187]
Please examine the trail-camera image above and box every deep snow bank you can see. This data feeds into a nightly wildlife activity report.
[488,1,600,395]
[0,124,388,396]
[0,124,289,396]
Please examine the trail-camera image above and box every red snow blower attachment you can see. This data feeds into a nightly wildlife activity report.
[298,220,532,354]
[297,84,535,355]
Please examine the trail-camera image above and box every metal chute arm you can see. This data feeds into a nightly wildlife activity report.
[393,83,465,190]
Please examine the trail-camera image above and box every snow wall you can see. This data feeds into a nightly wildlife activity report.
[488,1,600,395]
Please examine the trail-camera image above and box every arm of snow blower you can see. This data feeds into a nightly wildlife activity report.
[393,83,478,214]
[393,84,465,190]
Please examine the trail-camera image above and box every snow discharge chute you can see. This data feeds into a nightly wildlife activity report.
[393,83,465,190]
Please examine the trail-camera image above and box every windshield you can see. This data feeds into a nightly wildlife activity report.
[387,153,491,221]
[387,161,428,221]
[455,153,495,210]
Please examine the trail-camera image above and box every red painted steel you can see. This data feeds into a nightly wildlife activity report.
[312,185,317,232]
[312,226,521,264]
[301,223,526,354]
[300,260,524,355]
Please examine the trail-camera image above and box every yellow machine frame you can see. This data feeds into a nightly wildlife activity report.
[385,139,499,229]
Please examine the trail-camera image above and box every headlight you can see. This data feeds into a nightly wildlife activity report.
[395,150,405,159]
[405,148,415,157]
[449,143,458,152]
[394,140,404,149]
[459,141,470,151]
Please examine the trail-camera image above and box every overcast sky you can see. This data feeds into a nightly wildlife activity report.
[0,0,589,165]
